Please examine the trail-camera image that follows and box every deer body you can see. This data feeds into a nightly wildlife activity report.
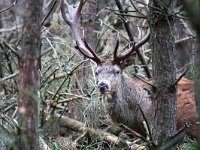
[96,62,152,136]
[98,64,198,138]
[61,0,198,139]
[105,75,152,136]
[99,67,198,138]
[97,62,197,138]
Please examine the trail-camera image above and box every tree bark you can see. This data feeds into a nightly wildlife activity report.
[149,0,177,147]
[194,33,200,150]
[182,0,200,148]
[17,0,42,149]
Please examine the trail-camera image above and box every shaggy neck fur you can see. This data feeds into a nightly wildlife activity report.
[104,73,152,136]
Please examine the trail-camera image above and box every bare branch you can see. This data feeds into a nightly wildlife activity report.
[0,71,19,82]
[114,30,150,63]
[41,0,59,26]
[0,0,17,13]
[114,0,151,78]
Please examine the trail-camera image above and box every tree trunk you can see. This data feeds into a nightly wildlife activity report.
[182,0,200,147]
[194,34,200,150]
[17,0,42,149]
[149,0,177,147]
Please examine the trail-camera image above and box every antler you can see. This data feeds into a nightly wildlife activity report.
[60,0,102,64]
[113,30,150,64]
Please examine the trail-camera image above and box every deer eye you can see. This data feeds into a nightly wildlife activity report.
[115,70,120,74]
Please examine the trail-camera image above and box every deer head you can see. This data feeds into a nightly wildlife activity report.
[61,0,150,95]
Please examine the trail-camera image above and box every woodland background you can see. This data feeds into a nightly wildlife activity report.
[0,0,200,149]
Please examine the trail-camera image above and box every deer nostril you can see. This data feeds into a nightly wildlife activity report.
[98,83,109,92]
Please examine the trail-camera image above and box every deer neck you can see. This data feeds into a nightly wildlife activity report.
[103,73,152,118]
[102,73,152,133]
[104,73,146,107]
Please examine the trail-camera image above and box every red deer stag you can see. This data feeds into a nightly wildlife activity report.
[61,0,198,139]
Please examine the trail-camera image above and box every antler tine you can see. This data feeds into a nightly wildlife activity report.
[83,38,102,64]
[61,0,102,63]
[114,30,150,63]
[134,30,150,51]
[113,39,119,61]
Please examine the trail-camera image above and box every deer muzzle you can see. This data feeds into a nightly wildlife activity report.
[98,82,109,93]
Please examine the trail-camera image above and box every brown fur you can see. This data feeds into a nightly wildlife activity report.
[177,78,198,138]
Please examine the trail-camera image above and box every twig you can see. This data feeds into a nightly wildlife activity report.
[0,0,17,13]
[48,97,84,109]
[3,102,17,113]
[44,103,69,138]
[46,73,66,85]
[158,136,184,150]
[74,132,89,144]
[57,96,87,103]
[41,0,59,26]
[0,71,19,82]
[172,68,188,87]
[114,0,134,41]
[49,103,69,110]
[137,104,153,141]
[41,47,53,56]
[113,12,147,19]
[105,7,146,19]
[62,92,91,99]
[41,68,59,88]
[120,124,148,143]
[53,60,89,99]
[2,41,20,59]
[42,65,53,77]
[171,123,189,139]
[0,25,22,33]
[114,0,151,78]
[98,19,129,41]
[153,123,189,150]
[46,90,90,101]
[130,0,147,17]
[134,74,155,88]
[106,7,138,13]
[50,76,69,114]
[48,59,89,114]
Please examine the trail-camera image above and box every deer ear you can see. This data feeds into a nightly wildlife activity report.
[119,63,126,70]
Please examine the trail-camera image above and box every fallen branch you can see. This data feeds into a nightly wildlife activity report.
[53,113,147,149]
